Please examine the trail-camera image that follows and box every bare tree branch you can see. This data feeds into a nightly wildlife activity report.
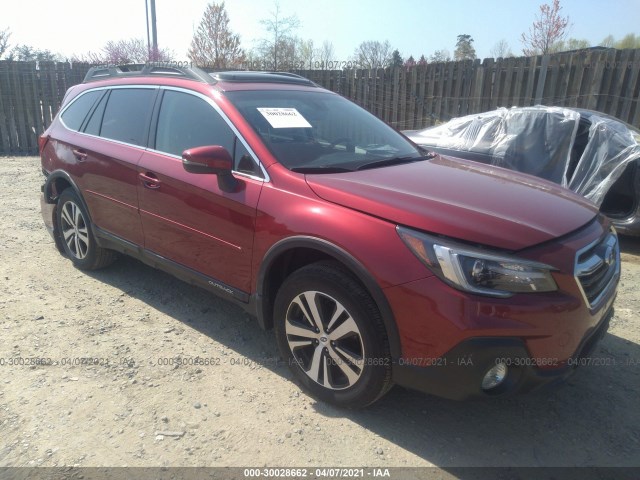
[491,39,513,58]
[429,49,450,63]
[352,40,393,69]
[0,27,11,58]
[72,38,173,64]
[258,1,300,70]
[317,41,334,69]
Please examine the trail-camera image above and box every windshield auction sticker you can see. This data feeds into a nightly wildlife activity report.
[257,108,312,128]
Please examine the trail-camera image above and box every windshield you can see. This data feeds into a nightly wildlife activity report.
[225,90,422,171]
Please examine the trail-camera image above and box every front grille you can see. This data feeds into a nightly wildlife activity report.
[575,231,620,308]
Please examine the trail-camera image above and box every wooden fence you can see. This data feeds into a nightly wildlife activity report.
[1,48,639,155]
[297,48,640,131]
[0,61,88,155]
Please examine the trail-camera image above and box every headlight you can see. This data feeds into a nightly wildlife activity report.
[397,226,558,298]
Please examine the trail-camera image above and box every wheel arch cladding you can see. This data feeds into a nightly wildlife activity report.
[256,236,402,360]
[44,171,95,251]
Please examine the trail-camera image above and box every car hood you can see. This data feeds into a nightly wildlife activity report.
[305,155,598,251]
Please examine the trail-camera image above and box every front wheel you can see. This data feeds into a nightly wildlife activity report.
[274,262,393,408]
[55,188,117,270]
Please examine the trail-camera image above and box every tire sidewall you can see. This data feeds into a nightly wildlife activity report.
[274,266,391,408]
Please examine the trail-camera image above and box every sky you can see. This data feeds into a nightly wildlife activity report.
[2,0,640,62]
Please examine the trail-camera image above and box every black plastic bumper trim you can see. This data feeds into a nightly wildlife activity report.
[393,307,613,400]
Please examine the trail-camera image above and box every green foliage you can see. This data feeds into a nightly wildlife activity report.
[616,33,640,49]
[391,49,403,68]
[7,44,60,61]
[551,37,591,52]
[599,34,640,49]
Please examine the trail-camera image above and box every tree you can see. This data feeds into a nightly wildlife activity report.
[615,33,640,49]
[429,49,450,62]
[552,38,590,52]
[352,40,393,68]
[599,34,640,49]
[316,40,334,69]
[490,39,513,58]
[404,55,416,69]
[454,34,476,60]
[73,38,173,64]
[417,54,428,66]
[258,1,300,70]
[600,35,615,48]
[0,27,11,59]
[521,0,570,56]
[7,44,59,61]
[391,49,403,68]
[188,1,244,68]
[297,39,314,69]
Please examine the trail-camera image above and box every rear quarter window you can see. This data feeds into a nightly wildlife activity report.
[83,92,109,137]
[60,90,102,131]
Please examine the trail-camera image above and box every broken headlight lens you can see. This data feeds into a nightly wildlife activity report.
[397,226,557,297]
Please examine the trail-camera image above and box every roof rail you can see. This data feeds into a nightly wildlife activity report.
[210,71,318,87]
[83,63,215,84]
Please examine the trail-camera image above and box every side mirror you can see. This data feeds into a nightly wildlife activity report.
[182,145,239,192]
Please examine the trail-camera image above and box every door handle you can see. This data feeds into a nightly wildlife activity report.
[72,149,87,161]
[139,172,161,189]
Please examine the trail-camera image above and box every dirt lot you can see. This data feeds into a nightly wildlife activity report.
[1,156,639,470]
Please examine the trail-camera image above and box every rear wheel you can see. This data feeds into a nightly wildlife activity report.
[55,188,117,270]
[274,262,393,408]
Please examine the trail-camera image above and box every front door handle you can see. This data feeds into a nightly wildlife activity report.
[139,172,161,189]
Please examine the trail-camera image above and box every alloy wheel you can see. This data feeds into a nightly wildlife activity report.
[60,201,89,260]
[285,290,365,390]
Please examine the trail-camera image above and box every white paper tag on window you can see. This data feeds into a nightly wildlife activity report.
[257,108,312,128]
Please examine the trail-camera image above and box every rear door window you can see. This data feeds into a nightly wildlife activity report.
[60,90,102,131]
[100,88,156,146]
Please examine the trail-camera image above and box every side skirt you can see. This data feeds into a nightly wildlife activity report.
[94,227,257,316]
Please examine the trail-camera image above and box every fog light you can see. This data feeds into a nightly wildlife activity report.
[482,363,508,390]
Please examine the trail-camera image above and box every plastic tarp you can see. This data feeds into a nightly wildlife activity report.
[406,106,640,207]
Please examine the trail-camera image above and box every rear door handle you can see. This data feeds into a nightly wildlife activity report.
[72,149,87,161]
[139,172,161,189]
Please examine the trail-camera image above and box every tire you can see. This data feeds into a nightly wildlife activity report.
[55,188,117,270]
[274,262,393,408]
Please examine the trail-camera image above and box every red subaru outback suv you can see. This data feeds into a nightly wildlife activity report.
[39,64,620,407]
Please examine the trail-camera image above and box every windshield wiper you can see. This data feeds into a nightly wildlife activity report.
[356,154,434,171]
[291,166,354,174]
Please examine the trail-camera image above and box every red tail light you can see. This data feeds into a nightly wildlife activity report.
[38,134,49,155]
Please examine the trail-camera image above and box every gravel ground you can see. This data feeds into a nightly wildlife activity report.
[0,156,639,470]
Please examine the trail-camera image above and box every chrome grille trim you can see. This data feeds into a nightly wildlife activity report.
[574,230,620,309]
